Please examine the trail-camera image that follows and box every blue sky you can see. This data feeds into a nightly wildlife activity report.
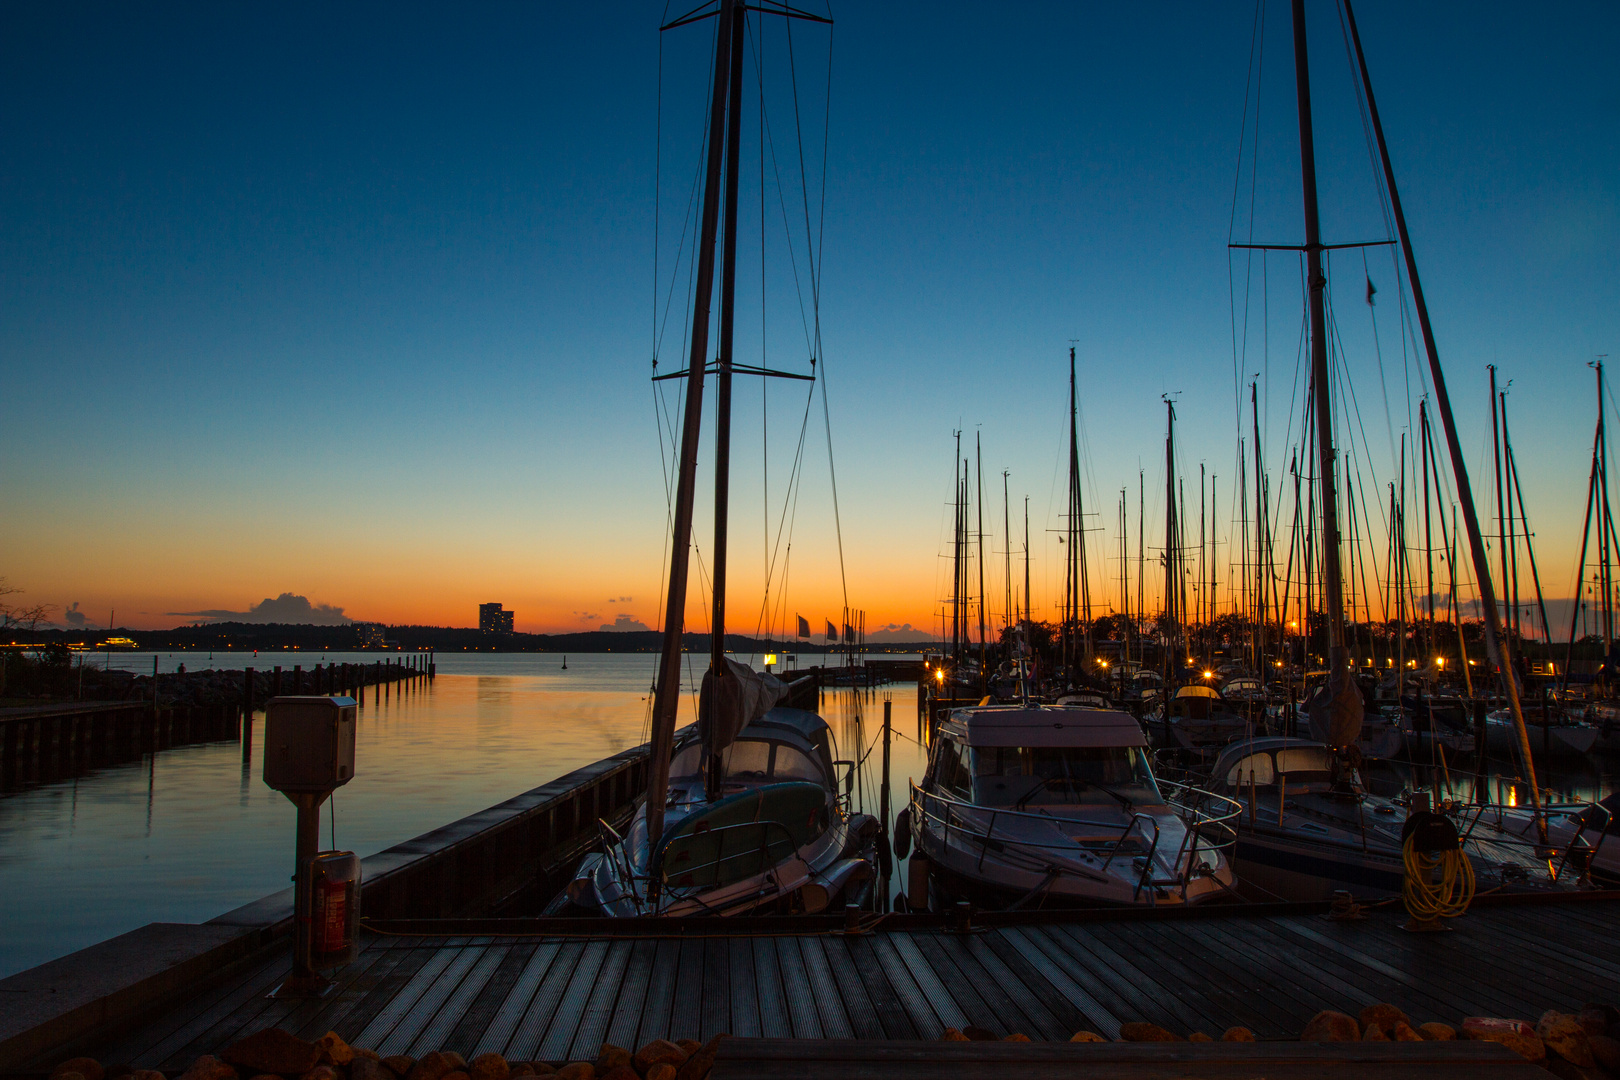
[1,1,1614,635]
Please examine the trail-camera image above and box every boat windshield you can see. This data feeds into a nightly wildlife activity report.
[970,745,1163,808]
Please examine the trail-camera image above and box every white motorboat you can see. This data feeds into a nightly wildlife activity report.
[903,704,1240,908]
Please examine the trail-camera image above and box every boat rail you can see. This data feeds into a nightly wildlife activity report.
[909,780,1241,903]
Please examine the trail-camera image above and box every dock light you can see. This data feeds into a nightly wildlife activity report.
[1435,657,1446,668]
[935,670,945,684]
[1098,659,1109,668]
[1202,670,1214,680]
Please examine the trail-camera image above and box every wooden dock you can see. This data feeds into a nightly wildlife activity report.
[79,896,1620,1070]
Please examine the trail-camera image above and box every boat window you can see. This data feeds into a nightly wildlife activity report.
[720,738,772,780]
[939,738,973,799]
[970,746,1163,808]
[1224,753,1275,788]
[1275,747,1335,776]
[771,743,825,783]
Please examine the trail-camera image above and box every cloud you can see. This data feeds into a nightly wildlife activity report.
[866,622,935,643]
[608,595,633,603]
[62,602,87,628]
[601,613,654,632]
[170,592,351,625]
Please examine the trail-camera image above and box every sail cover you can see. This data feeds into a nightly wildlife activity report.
[1305,671,1365,749]
[699,657,789,758]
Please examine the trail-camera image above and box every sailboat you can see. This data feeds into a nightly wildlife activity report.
[1212,0,1598,898]
[565,0,876,917]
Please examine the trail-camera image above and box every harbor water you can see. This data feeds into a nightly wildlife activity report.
[0,651,925,979]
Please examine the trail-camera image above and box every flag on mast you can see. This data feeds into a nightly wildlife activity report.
[825,619,838,642]
[797,615,810,639]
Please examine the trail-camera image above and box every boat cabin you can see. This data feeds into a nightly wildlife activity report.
[1211,737,1338,795]
[668,706,838,793]
[928,706,1164,810]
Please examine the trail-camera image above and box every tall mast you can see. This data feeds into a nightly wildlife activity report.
[703,0,748,799]
[1252,382,1266,685]
[950,431,962,662]
[1343,0,1539,826]
[976,432,987,682]
[1164,399,1178,687]
[1002,470,1012,635]
[646,0,739,853]
[1420,402,1434,665]
[1065,348,1080,674]
[1290,0,1348,686]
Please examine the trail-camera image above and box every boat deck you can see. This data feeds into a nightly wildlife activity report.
[88,895,1619,1069]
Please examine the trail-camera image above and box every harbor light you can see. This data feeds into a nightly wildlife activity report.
[1202,670,1213,680]
[1436,657,1446,669]
[935,670,945,684]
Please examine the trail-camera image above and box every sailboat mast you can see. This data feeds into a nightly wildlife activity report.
[1421,403,1435,665]
[1002,470,1012,635]
[646,0,740,854]
[976,432,987,681]
[1343,0,1539,825]
[1290,0,1347,679]
[708,0,747,703]
[1164,399,1178,686]
[1253,382,1266,685]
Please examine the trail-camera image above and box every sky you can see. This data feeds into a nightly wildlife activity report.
[1,1,1616,639]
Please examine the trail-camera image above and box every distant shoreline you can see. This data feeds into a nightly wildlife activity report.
[3,620,942,655]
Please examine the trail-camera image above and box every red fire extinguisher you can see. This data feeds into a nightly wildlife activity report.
[309,851,361,968]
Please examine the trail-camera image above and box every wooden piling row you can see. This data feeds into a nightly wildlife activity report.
[0,701,244,791]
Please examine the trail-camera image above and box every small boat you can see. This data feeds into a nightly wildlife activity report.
[1208,737,1591,900]
[904,704,1240,908]
[1394,694,1476,756]
[1148,684,1252,752]
[569,675,877,916]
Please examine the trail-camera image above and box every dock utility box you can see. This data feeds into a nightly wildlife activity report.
[264,696,357,793]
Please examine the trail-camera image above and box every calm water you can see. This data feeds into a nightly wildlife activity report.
[0,652,926,978]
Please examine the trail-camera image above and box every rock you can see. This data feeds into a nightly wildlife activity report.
[1300,1011,1360,1042]
[352,1056,393,1080]
[1188,1033,1213,1042]
[355,1050,383,1063]
[594,1047,632,1075]
[1593,1036,1620,1072]
[408,1052,463,1080]
[939,1029,969,1042]
[644,1066,675,1080]
[676,1042,702,1057]
[527,1067,556,1077]
[1461,1018,1545,1062]
[1222,1028,1256,1042]
[554,1064,593,1080]
[225,1031,320,1076]
[1359,1004,1408,1032]
[633,1041,688,1073]
[962,1027,998,1042]
[1002,1034,1031,1043]
[508,1066,536,1079]
[1582,1009,1616,1038]
[384,1058,417,1078]
[1391,1021,1424,1042]
[1069,1032,1106,1043]
[1419,1023,1456,1041]
[318,1033,355,1066]
[469,1054,510,1080]
[54,1072,85,1080]
[300,1067,341,1080]
[673,1036,726,1080]
[1541,1011,1598,1068]
[128,1072,167,1080]
[597,1066,638,1080]
[53,1058,105,1080]
[1118,1023,1180,1042]
[180,1056,239,1080]
[1362,1025,1388,1041]
[444,1057,468,1073]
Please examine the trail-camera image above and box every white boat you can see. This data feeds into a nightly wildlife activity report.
[903,704,1240,907]
[1147,684,1253,752]
[569,691,877,916]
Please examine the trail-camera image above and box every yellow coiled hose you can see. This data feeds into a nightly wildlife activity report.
[1401,834,1475,920]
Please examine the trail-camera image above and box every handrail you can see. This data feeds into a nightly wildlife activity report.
[652,818,806,895]
[910,779,1242,899]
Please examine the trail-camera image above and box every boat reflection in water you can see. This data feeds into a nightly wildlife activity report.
[903,704,1240,908]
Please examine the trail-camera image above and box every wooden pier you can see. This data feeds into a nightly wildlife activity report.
[34,894,1620,1071]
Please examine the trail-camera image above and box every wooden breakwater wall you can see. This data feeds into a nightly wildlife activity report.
[0,700,243,791]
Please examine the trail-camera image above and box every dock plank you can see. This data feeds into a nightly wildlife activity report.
[700,937,730,1041]
[633,938,682,1048]
[603,938,659,1050]
[751,937,793,1040]
[505,941,586,1061]
[887,933,969,1032]
[474,942,563,1057]
[375,946,486,1055]
[796,936,855,1038]
[818,936,885,1039]
[536,939,611,1062]
[407,945,509,1056]
[569,939,634,1060]
[448,943,539,1053]
[727,936,761,1039]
